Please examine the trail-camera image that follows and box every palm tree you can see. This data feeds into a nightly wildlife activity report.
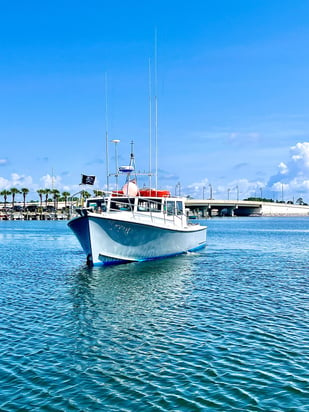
[0,190,11,210]
[21,188,29,209]
[37,189,45,207]
[296,197,304,205]
[10,188,21,208]
[81,190,91,199]
[80,190,91,206]
[44,189,51,208]
[51,189,60,210]
[93,190,103,197]
[61,191,71,208]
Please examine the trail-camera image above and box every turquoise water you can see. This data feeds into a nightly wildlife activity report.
[0,218,308,411]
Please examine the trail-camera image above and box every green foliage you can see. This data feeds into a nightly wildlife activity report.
[243,197,275,202]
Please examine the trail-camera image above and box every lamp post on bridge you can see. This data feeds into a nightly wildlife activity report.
[209,183,213,200]
[175,182,181,197]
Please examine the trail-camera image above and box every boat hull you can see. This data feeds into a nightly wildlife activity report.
[68,214,207,265]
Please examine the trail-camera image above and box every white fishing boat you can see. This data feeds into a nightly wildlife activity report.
[69,61,206,265]
[68,146,207,266]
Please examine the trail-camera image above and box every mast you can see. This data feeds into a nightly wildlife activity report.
[154,28,158,190]
[148,58,152,189]
[105,72,110,191]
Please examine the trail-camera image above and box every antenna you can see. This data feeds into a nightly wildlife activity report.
[148,58,152,189]
[154,28,158,190]
[130,140,136,171]
[105,72,110,191]
[111,139,120,191]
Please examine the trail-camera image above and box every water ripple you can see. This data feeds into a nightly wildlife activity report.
[0,219,308,410]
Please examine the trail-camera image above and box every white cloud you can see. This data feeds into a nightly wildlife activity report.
[0,176,10,189]
[278,162,288,175]
[11,173,34,187]
[185,178,265,200]
[267,142,309,199]
[40,174,63,189]
[0,173,34,190]
[186,179,210,198]
[38,175,86,196]
[290,142,309,169]
[0,158,8,166]
[227,131,261,144]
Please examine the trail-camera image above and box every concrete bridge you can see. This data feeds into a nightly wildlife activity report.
[185,199,309,217]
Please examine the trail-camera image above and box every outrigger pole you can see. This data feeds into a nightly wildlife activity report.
[148,58,152,190]
[154,28,158,190]
[105,72,110,192]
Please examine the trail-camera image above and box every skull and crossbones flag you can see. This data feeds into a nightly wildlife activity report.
[81,174,96,185]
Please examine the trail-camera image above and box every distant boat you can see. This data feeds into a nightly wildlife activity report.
[68,148,207,266]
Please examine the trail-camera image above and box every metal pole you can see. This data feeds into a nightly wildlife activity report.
[154,28,158,190]
[111,139,120,191]
[148,58,152,189]
[105,73,109,192]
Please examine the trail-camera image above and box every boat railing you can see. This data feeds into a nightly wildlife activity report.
[136,197,169,225]
[82,194,187,227]
[108,196,187,227]
[68,191,87,217]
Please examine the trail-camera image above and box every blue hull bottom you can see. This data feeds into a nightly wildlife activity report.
[95,241,207,266]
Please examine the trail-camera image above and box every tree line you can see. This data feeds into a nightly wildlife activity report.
[0,188,104,210]
[243,196,308,205]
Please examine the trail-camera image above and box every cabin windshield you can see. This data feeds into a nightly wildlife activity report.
[176,201,184,215]
[166,201,175,216]
[166,200,184,216]
[110,197,135,211]
[137,198,162,212]
[86,199,107,212]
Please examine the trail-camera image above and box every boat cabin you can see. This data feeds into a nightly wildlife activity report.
[86,196,185,218]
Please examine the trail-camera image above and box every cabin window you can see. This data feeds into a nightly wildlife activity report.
[110,198,134,211]
[176,201,183,215]
[137,199,162,212]
[166,201,175,216]
[149,199,162,212]
[137,200,149,212]
[86,199,106,212]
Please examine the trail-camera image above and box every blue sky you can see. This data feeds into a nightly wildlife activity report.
[1,0,309,202]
